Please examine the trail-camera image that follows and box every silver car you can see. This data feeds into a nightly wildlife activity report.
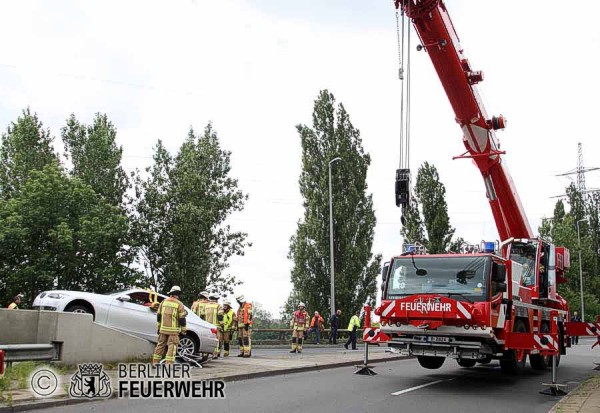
[32,288,218,361]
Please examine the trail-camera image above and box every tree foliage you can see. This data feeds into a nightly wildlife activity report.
[0,164,137,305]
[539,184,600,321]
[62,113,128,206]
[132,125,249,305]
[0,108,58,198]
[401,162,456,253]
[288,90,381,324]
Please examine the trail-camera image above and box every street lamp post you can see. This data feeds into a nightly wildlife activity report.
[329,157,341,318]
[577,218,588,321]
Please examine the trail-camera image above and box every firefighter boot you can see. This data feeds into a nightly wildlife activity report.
[297,337,303,353]
[243,337,251,358]
[290,337,297,353]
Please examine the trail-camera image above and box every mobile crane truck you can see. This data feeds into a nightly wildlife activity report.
[371,0,599,377]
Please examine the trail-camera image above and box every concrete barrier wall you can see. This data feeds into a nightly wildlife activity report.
[0,309,155,364]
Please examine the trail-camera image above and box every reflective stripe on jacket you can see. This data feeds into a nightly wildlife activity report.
[204,302,222,325]
[291,310,309,330]
[191,299,208,319]
[157,297,186,335]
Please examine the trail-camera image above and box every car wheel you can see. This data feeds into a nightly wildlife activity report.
[65,305,90,314]
[178,334,199,357]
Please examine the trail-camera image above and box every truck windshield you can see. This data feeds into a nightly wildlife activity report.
[386,256,491,302]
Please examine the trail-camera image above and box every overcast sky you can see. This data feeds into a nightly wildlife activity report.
[1,0,599,316]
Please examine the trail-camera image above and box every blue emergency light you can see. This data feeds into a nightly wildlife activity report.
[483,242,495,253]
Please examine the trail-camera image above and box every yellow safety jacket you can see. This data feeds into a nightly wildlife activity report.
[222,309,236,332]
[347,315,360,331]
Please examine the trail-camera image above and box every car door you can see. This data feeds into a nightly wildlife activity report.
[106,290,160,342]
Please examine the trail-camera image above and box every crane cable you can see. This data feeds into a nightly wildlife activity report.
[396,7,412,170]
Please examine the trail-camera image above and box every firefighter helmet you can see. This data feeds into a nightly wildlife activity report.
[168,285,182,296]
[209,293,219,300]
[199,291,209,299]
[223,300,232,307]
[298,302,305,308]
[236,294,245,303]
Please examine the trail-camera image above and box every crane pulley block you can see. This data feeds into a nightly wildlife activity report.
[395,168,411,208]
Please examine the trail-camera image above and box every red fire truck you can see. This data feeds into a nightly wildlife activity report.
[375,0,585,375]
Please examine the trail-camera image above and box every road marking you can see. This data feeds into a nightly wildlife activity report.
[391,378,456,396]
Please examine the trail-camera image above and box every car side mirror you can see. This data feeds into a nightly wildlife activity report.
[116,295,131,302]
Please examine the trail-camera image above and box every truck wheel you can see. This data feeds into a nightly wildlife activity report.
[457,359,477,368]
[478,355,492,365]
[417,356,445,369]
[530,323,551,370]
[500,319,527,374]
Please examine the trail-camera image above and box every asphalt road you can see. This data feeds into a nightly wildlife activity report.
[40,338,600,413]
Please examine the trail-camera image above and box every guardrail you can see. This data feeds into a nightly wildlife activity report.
[0,343,61,367]
[250,328,368,344]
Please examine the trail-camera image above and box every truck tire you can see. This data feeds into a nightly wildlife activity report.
[530,323,551,370]
[417,356,445,369]
[500,319,527,374]
[478,355,492,365]
[457,358,477,368]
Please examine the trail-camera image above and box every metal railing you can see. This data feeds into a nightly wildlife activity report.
[0,343,61,366]
[249,328,367,344]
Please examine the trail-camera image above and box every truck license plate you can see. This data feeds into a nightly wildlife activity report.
[427,336,450,343]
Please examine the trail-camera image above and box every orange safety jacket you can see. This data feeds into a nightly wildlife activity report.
[237,302,253,326]
[310,315,324,328]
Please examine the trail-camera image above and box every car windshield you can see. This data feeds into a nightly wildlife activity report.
[387,255,491,302]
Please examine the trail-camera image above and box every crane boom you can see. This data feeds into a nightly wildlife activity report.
[396,0,533,240]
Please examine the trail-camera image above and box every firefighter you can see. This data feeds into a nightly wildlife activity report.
[290,302,309,353]
[216,300,237,357]
[344,310,361,350]
[152,286,187,365]
[191,291,209,319]
[7,294,22,309]
[205,293,223,358]
[236,295,253,357]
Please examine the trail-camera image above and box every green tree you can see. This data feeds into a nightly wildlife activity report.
[132,125,249,305]
[62,113,128,206]
[400,198,425,245]
[0,164,138,307]
[414,162,455,253]
[131,140,172,288]
[0,108,58,199]
[288,90,382,322]
[539,191,600,321]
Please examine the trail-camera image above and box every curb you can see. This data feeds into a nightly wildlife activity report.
[220,354,409,382]
[0,355,409,412]
[548,375,600,413]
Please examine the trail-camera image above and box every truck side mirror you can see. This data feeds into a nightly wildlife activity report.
[381,261,390,282]
[492,262,506,282]
[494,282,507,293]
